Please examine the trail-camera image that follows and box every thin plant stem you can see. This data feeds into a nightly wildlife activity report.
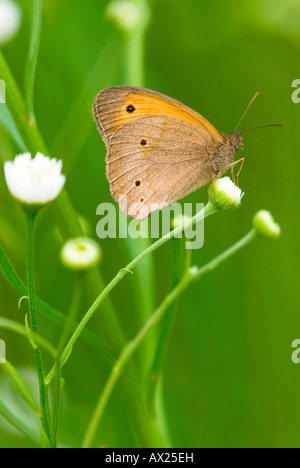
[46,201,217,384]
[123,0,149,86]
[26,211,51,441]
[147,236,189,446]
[51,275,83,448]
[82,228,257,448]
[50,363,62,448]
[57,275,83,353]
[24,0,42,123]
[148,237,188,406]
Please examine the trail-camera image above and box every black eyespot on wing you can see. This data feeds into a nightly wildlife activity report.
[126,105,135,113]
[140,139,147,146]
[135,180,141,186]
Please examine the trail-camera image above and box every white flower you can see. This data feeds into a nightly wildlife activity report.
[106,0,149,32]
[253,210,281,239]
[61,238,101,272]
[0,0,21,45]
[209,177,244,211]
[4,153,66,208]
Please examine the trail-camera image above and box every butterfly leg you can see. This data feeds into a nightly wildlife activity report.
[231,166,237,185]
[229,158,245,187]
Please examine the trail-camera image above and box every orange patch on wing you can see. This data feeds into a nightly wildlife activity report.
[101,93,223,143]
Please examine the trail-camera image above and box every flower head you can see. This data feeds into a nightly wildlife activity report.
[253,210,281,239]
[61,237,101,272]
[4,153,66,209]
[0,0,21,45]
[208,177,244,211]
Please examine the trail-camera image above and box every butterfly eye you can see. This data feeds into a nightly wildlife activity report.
[140,139,147,146]
[126,105,135,113]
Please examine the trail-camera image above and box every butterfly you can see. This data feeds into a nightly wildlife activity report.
[93,86,245,221]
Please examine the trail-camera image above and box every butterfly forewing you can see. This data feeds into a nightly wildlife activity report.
[93,86,223,145]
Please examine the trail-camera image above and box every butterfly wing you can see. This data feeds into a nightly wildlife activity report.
[93,86,223,146]
[106,115,216,220]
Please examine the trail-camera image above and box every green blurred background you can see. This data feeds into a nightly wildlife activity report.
[0,0,299,448]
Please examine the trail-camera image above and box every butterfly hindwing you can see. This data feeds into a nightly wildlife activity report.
[106,115,213,220]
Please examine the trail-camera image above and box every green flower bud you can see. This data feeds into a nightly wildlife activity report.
[253,210,281,239]
[208,177,244,211]
[61,237,101,272]
[106,0,150,32]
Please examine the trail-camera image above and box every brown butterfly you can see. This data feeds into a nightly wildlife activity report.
[93,86,246,221]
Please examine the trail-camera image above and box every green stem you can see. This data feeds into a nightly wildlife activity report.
[47,201,217,384]
[147,235,189,447]
[24,0,42,123]
[26,211,51,441]
[148,237,187,407]
[192,229,257,281]
[51,275,82,448]
[123,0,149,85]
[82,228,257,448]
[51,365,62,449]
[57,275,83,353]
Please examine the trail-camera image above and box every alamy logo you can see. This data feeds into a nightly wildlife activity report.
[96,201,205,249]
[0,80,6,104]
[291,339,300,364]
[0,339,6,363]
[291,79,300,104]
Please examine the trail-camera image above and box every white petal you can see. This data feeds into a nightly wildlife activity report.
[4,153,66,206]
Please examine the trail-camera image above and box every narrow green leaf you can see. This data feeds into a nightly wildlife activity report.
[0,317,56,357]
[0,104,26,151]
[0,360,41,416]
[24,314,38,351]
[40,428,51,448]
[0,399,40,444]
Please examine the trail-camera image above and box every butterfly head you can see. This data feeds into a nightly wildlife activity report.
[228,132,244,153]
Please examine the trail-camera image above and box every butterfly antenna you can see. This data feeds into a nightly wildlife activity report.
[234,92,259,133]
[240,124,284,132]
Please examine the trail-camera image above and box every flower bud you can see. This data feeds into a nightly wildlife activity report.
[106,0,150,32]
[61,237,101,272]
[253,210,281,239]
[0,0,21,45]
[208,177,244,211]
